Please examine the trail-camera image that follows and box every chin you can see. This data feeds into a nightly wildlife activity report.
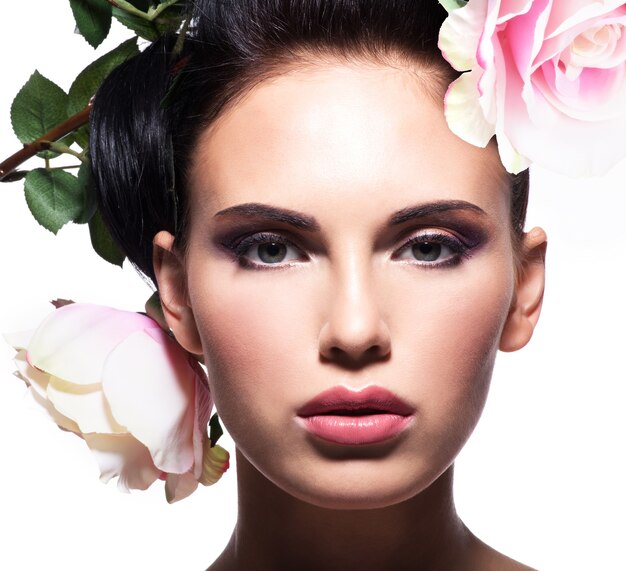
[272,459,449,511]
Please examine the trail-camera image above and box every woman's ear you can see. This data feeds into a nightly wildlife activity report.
[499,227,548,352]
[152,231,203,355]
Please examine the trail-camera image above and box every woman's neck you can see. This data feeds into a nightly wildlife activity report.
[209,451,500,571]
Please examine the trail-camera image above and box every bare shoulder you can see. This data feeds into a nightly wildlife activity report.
[466,533,537,571]
[484,553,537,571]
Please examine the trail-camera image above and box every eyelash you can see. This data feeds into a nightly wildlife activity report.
[222,231,471,270]
[224,232,307,270]
[393,232,471,269]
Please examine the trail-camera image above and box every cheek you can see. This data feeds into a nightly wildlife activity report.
[186,264,318,449]
[390,255,515,453]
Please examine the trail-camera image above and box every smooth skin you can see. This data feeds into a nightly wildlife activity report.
[153,59,546,570]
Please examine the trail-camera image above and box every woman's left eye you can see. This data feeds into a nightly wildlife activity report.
[394,233,466,266]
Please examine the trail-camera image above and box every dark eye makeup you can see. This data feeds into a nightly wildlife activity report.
[218,225,481,271]
[392,231,473,268]
[221,232,307,269]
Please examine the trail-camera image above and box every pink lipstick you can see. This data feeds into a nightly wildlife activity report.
[296,386,414,446]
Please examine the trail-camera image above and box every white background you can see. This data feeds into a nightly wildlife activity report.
[0,3,625,570]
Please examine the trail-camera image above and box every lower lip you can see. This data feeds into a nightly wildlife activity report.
[299,414,412,445]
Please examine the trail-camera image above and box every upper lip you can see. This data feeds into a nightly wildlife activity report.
[297,386,414,417]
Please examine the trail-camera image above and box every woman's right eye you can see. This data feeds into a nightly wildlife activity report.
[227,232,307,269]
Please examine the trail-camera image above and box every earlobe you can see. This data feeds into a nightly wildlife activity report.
[499,227,548,352]
[152,231,203,356]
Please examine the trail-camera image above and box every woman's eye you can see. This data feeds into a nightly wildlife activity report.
[257,242,287,263]
[229,233,306,268]
[250,241,297,264]
[410,241,448,262]
[395,234,465,266]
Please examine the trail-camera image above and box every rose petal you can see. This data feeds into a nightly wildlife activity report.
[165,472,199,503]
[545,1,626,39]
[567,19,626,69]
[511,110,626,175]
[191,362,213,479]
[26,388,82,434]
[27,304,160,385]
[3,329,35,351]
[497,0,535,25]
[438,0,490,71]
[481,0,533,74]
[494,128,531,174]
[493,38,532,174]
[13,348,50,397]
[538,11,626,68]
[83,433,160,492]
[102,329,196,474]
[507,71,626,175]
[46,376,127,434]
[505,0,552,77]
[444,69,495,147]
[537,59,626,121]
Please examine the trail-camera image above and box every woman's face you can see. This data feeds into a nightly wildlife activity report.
[159,60,541,509]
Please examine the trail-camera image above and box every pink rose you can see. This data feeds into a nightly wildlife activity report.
[5,303,229,503]
[438,0,626,176]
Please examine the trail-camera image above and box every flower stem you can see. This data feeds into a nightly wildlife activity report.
[105,0,149,20]
[44,142,87,163]
[0,102,91,182]
[45,165,82,171]
[148,0,181,21]
[106,0,181,22]
[173,14,190,55]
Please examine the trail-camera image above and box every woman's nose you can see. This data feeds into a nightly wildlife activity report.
[318,258,391,367]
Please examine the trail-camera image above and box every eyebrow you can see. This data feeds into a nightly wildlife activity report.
[214,202,320,231]
[387,200,487,225]
[214,199,486,230]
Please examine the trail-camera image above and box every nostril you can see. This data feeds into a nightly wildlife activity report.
[323,343,391,369]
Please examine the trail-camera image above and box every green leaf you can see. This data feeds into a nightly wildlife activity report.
[112,1,184,40]
[209,413,224,446]
[73,162,98,224]
[88,210,125,266]
[70,0,113,48]
[438,0,467,12]
[73,125,90,150]
[24,169,83,234]
[11,71,69,144]
[154,4,186,36]
[112,8,159,41]
[67,37,139,117]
